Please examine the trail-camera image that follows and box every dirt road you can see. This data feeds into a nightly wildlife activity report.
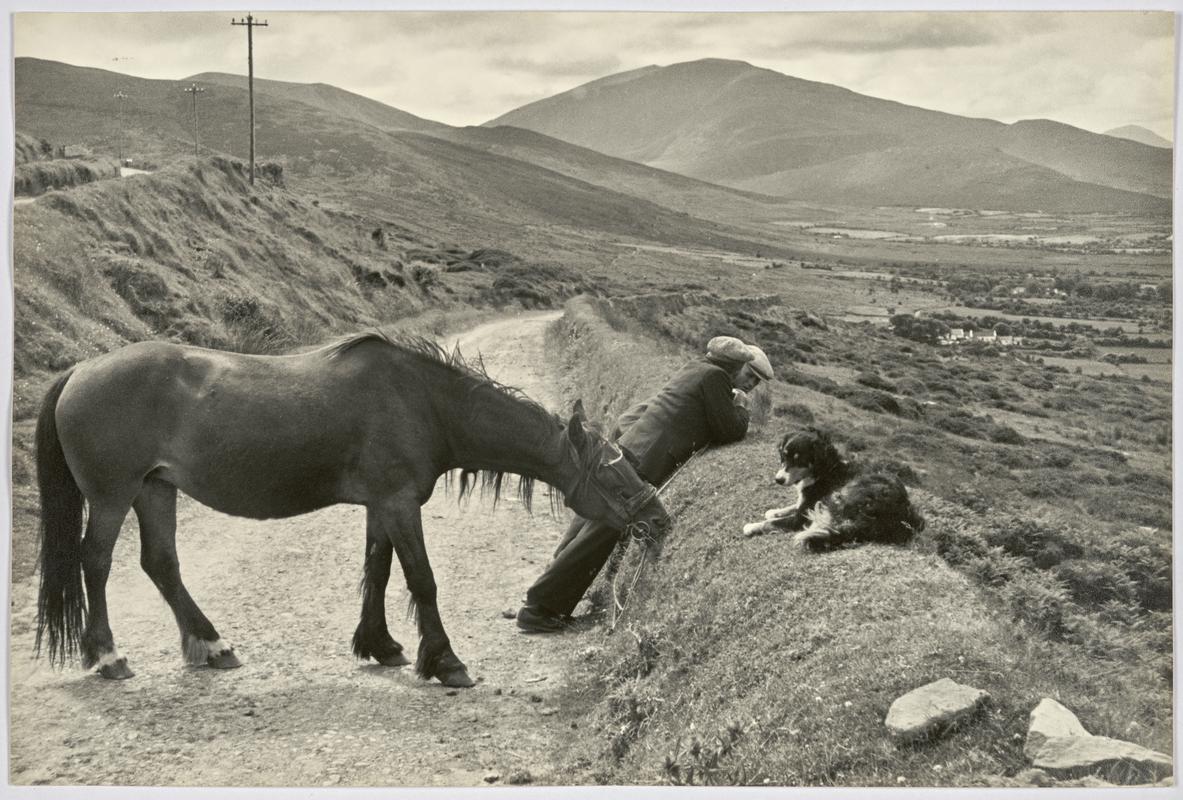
[8,310,592,787]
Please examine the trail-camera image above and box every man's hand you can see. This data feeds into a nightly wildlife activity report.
[732,388,751,410]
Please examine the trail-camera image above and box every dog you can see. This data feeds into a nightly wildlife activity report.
[742,427,925,550]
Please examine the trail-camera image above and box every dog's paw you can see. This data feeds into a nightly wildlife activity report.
[764,506,794,521]
[742,522,766,538]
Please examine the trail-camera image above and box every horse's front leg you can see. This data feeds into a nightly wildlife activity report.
[373,494,474,688]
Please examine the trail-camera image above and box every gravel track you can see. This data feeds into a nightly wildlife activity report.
[8,310,586,787]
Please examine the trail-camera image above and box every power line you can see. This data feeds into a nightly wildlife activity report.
[230,13,269,185]
[183,83,205,159]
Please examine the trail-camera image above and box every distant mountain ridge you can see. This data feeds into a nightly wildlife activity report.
[1103,125,1171,149]
[488,58,1170,213]
[184,71,450,135]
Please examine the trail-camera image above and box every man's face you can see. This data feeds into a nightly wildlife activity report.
[734,364,761,392]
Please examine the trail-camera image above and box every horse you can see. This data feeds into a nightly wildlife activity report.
[34,331,670,688]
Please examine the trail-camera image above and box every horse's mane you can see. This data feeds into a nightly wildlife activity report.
[324,330,585,515]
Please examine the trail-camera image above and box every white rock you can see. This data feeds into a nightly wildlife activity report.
[1031,734,1173,784]
[884,678,990,740]
[1025,698,1090,759]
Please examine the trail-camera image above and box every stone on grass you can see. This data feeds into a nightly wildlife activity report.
[1031,734,1173,784]
[507,769,533,785]
[884,678,990,741]
[1014,768,1053,787]
[1024,698,1089,758]
[1023,698,1173,785]
[482,771,501,784]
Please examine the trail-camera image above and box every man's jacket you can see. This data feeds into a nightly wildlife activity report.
[612,358,749,485]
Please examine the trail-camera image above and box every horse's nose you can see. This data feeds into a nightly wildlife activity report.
[646,497,671,530]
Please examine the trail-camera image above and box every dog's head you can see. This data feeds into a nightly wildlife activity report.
[775,427,841,485]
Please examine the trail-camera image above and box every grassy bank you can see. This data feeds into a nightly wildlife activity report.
[14,157,121,196]
[542,296,1171,786]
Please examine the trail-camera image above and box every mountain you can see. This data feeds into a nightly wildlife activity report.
[14,57,792,259]
[488,58,1171,213]
[184,71,450,135]
[437,124,791,223]
[1104,125,1172,149]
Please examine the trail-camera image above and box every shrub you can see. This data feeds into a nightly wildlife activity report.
[1052,559,1139,607]
[987,423,1024,445]
[998,569,1072,639]
[894,377,927,397]
[836,386,900,416]
[410,263,440,287]
[920,520,990,566]
[855,371,896,392]
[1094,533,1173,612]
[931,409,989,439]
[982,518,1084,569]
[1042,449,1076,469]
[773,402,814,423]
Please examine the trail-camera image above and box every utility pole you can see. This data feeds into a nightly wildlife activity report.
[183,83,205,159]
[230,13,268,184]
[113,89,128,164]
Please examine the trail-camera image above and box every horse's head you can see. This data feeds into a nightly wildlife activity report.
[562,401,670,540]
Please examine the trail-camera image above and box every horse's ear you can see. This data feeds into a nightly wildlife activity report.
[567,410,588,450]
[572,398,587,422]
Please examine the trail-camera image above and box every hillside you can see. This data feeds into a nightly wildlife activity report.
[184,71,451,135]
[541,297,1171,787]
[14,57,795,263]
[440,124,797,223]
[1104,125,1172,149]
[9,156,596,411]
[488,58,1171,212]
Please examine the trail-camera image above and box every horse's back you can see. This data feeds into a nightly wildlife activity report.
[53,339,436,517]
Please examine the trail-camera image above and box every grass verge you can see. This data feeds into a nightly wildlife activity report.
[541,294,1171,787]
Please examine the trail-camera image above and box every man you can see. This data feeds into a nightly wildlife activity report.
[517,335,773,632]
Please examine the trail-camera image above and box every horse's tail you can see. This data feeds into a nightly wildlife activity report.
[34,369,87,666]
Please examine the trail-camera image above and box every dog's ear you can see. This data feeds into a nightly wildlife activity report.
[809,429,840,471]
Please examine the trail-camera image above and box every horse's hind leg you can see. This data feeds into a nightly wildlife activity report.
[373,494,473,688]
[352,525,411,667]
[134,478,240,670]
[80,502,134,679]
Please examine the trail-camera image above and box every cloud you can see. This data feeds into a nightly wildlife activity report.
[12,9,1176,134]
[491,54,622,78]
[789,15,1001,53]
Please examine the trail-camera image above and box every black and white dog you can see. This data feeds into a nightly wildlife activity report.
[742,427,925,550]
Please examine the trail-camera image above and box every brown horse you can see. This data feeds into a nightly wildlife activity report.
[35,331,669,688]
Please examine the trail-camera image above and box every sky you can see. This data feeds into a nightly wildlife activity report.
[10,7,1180,140]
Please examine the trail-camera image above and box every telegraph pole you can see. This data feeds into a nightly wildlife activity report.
[113,89,128,164]
[230,13,268,184]
[183,83,205,159]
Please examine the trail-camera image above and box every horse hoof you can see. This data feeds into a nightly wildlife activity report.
[98,658,135,680]
[377,651,411,667]
[437,666,475,688]
[207,648,242,669]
